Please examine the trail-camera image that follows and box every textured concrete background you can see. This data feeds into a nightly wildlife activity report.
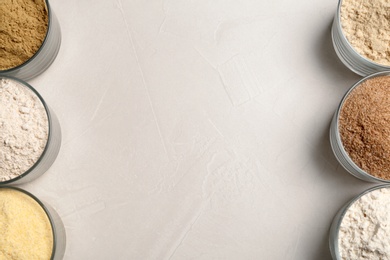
[23,0,373,259]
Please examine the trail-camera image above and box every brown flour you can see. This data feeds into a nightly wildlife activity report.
[0,0,48,70]
[339,75,390,180]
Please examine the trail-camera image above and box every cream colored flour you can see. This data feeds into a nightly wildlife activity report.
[0,188,53,259]
[0,78,48,181]
[339,188,390,259]
[340,0,390,66]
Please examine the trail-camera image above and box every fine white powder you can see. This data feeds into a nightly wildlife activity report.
[338,187,390,259]
[0,78,48,181]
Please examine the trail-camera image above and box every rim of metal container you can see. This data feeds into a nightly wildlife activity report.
[332,0,390,76]
[329,184,390,259]
[333,71,390,183]
[0,0,52,73]
[0,186,58,260]
[0,76,52,184]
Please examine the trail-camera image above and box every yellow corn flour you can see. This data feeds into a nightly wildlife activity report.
[0,188,53,260]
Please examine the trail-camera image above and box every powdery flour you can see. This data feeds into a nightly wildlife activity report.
[339,187,390,259]
[340,0,390,66]
[0,78,48,181]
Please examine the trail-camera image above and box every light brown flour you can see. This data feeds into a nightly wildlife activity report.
[340,0,390,66]
[339,75,390,180]
[0,0,48,70]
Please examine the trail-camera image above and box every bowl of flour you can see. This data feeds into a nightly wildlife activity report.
[330,71,390,183]
[0,76,61,185]
[0,186,66,259]
[0,0,61,81]
[329,185,390,259]
[331,0,390,76]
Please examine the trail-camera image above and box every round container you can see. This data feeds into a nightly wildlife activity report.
[331,0,390,76]
[0,0,61,81]
[329,184,390,259]
[330,71,390,183]
[0,76,61,185]
[0,186,66,260]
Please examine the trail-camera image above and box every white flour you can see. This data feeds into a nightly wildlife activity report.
[0,78,48,181]
[338,187,390,259]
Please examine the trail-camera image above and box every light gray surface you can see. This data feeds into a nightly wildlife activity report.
[22,0,376,259]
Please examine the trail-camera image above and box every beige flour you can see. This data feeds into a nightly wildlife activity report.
[0,78,48,181]
[340,0,390,66]
[0,0,49,70]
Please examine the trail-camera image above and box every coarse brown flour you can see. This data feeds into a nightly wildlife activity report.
[0,78,48,181]
[339,75,390,180]
[340,0,390,66]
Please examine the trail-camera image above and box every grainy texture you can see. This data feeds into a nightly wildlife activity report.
[0,0,48,70]
[0,188,53,259]
[340,0,390,66]
[0,78,48,181]
[339,75,390,179]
